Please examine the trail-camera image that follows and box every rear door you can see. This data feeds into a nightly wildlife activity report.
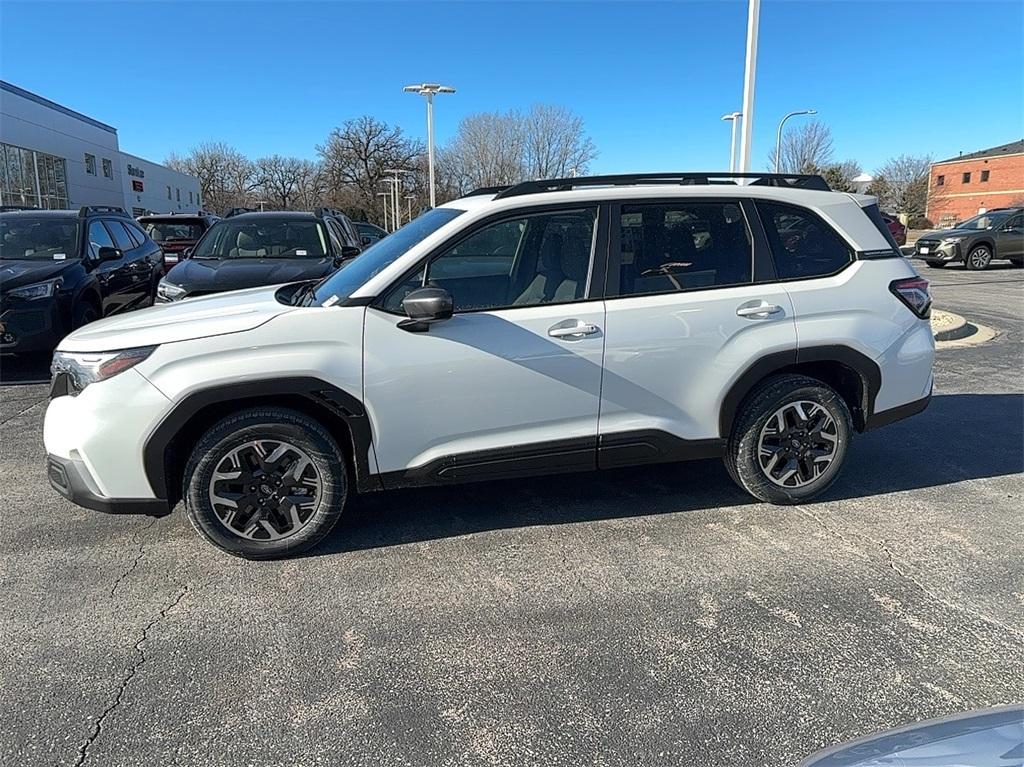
[104,219,151,308]
[362,205,607,480]
[996,213,1024,259]
[597,198,797,463]
[86,219,133,315]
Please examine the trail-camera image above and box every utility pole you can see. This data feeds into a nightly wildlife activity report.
[405,194,416,223]
[774,109,817,173]
[737,0,760,173]
[403,83,456,208]
[721,112,742,172]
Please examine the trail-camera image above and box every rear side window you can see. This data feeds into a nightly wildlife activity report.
[755,202,853,279]
[104,220,136,252]
[861,203,901,253]
[613,201,753,296]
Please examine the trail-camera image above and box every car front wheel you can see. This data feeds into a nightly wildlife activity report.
[184,407,348,559]
[924,260,946,268]
[725,374,852,504]
[966,245,992,271]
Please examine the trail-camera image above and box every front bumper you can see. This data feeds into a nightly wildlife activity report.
[916,241,961,261]
[0,299,64,353]
[47,453,170,515]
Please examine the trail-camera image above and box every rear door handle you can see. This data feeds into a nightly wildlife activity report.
[548,320,600,339]
[736,302,783,318]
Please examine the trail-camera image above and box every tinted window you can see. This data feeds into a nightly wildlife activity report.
[144,221,204,242]
[325,220,346,254]
[87,220,116,258]
[125,222,149,247]
[614,201,752,296]
[0,216,79,261]
[384,207,597,313]
[756,202,853,279]
[105,221,136,251]
[193,219,327,259]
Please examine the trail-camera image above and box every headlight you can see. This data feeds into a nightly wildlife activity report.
[942,237,965,244]
[8,277,62,300]
[50,346,157,395]
[156,279,186,302]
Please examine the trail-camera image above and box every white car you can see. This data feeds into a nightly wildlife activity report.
[44,173,934,559]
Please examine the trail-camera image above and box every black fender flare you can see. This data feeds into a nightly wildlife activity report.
[718,345,882,438]
[142,376,377,502]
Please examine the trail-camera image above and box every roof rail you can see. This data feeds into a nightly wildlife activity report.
[462,185,512,198]
[314,207,345,219]
[223,207,258,218]
[78,205,129,217]
[492,172,831,200]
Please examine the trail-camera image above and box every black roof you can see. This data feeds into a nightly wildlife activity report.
[223,211,318,221]
[935,139,1024,165]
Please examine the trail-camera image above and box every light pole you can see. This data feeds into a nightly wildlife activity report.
[379,178,398,232]
[384,167,411,229]
[403,83,455,208]
[376,191,390,231]
[404,194,416,223]
[721,112,742,172]
[774,109,817,173]
[737,0,760,173]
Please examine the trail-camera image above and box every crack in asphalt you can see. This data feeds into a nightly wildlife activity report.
[794,505,1024,646]
[109,519,159,597]
[0,395,48,427]
[72,587,189,767]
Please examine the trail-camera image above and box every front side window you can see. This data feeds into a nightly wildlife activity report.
[954,212,1009,230]
[0,217,79,260]
[192,219,328,259]
[383,207,597,313]
[87,219,116,259]
[613,202,752,296]
[756,202,853,280]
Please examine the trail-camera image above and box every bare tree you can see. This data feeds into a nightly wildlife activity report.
[165,142,257,214]
[821,159,863,192]
[317,116,423,224]
[523,104,598,179]
[767,121,834,173]
[868,154,933,216]
[253,155,325,210]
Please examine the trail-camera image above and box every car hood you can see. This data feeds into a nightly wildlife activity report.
[0,258,79,292]
[166,256,335,294]
[920,227,978,240]
[57,284,296,352]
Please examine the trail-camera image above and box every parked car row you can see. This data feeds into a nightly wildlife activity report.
[1,204,384,354]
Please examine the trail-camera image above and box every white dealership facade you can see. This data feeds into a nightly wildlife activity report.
[0,80,200,216]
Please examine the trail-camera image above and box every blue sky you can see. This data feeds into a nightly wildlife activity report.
[2,0,1022,175]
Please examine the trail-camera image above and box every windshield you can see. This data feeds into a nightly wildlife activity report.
[193,219,328,259]
[954,212,1009,231]
[311,207,464,305]
[144,221,204,242]
[0,216,79,260]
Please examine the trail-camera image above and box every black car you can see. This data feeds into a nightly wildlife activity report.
[355,221,388,246]
[0,206,164,354]
[156,209,362,302]
[137,211,219,271]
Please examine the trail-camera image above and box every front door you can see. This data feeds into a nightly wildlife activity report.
[597,198,797,464]
[363,205,606,482]
[996,213,1024,259]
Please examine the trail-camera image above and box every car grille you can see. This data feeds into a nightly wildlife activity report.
[916,239,941,251]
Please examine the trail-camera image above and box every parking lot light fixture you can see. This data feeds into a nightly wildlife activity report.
[403,83,456,208]
[774,109,817,173]
[376,191,390,231]
[721,112,743,173]
[404,194,416,224]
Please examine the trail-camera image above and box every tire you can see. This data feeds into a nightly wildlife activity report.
[183,407,348,559]
[72,300,100,329]
[1010,259,1023,268]
[966,245,992,271]
[924,260,946,268]
[724,374,852,505]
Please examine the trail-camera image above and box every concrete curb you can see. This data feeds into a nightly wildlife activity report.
[931,309,970,342]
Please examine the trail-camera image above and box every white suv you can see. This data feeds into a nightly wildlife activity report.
[43,173,934,559]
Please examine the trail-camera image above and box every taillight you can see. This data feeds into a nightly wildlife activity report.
[890,276,931,318]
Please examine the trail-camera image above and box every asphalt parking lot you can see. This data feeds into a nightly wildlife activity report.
[1,261,1021,767]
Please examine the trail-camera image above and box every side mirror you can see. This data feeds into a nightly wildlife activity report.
[398,287,453,332]
[183,246,194,258]
[341,245,361,259]
[96,246,122,262]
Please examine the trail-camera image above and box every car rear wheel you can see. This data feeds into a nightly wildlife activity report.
[924,260,946,268]
[966,245,992,271]
[72,300,99,329]
[184,407,347,559]
[725,374,852,504]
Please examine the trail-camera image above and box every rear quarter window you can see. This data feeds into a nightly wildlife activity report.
[755,201,854,280]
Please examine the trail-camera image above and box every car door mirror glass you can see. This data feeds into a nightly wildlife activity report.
[97,246,122,262]
[340,245,361,260]
[398,286,453,332]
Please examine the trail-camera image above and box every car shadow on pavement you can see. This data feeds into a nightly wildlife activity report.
[313,392,1024,556]
[0,353,51,386]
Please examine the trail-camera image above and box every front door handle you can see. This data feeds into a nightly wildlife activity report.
[736,302,783,318]
[548,320,600,339]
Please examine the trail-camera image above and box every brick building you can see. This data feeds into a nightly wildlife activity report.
[926,139,1024,227]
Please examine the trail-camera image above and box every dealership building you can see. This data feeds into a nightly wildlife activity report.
[926,139,1024,227]
[0,80,201,216]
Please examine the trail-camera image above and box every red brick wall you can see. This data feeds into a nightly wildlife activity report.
[926,153,1024,227]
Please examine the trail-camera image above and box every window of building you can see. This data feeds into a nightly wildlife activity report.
[0,142,70,209]
[166,185,172,199]
[102,158,113,179]
[755,201,854,280]
[962,172,971,183]
[614,202,753,296]
[189,190,193,204]
[176,188,181,202]
[936,175,945,187]
[384,207,597,313]
[84,153,96,175]
[981,169,990,182]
